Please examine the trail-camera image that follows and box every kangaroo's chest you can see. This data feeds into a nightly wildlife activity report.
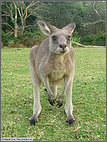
[49,61,66,81]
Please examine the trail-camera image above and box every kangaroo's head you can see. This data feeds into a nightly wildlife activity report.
[37,20,76,54]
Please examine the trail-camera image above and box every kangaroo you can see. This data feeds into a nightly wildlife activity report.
[29,20,76,127]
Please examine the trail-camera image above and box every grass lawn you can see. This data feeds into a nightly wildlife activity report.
[1,47,106,141]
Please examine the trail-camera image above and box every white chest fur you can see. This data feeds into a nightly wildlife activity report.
[49,61,66,81]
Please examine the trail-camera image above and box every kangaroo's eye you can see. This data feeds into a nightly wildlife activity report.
[67,35,71,41]
[52,36,57,41]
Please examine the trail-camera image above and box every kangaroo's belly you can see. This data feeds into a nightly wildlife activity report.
[50,70,64,80]
[49,68,65,85]
[49,78,64,86]
[49,61,66,84]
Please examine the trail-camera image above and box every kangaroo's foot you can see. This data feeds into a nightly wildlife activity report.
[29,114,38,126]
[66,115,75,127]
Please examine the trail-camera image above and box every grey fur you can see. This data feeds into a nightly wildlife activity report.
[29,20,76,126]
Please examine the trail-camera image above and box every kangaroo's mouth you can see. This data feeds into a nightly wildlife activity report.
[60,51,66,53]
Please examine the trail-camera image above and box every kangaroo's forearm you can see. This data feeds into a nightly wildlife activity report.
[60,75,71,97]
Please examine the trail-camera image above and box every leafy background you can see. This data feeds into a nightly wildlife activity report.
[1,1,106,48]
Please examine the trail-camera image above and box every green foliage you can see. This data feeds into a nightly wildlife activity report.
[16,28,46,47]
[72,32,81,43]
[2,30,5,36]
[1,1,106,47]
[1,48,106,141]
[8,40,15,48]
[81,31,105,45]
[2,34,14,46]
[2,28,47,48]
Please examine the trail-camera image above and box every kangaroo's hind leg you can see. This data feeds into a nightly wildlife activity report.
[65,77,75,127]
[29,63,41,126]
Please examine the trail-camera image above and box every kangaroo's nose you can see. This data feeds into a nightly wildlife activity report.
[60,44,66,49]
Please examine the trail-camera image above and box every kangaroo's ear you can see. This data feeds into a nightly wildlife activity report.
[37,20,57,35]
[63,23,76,34]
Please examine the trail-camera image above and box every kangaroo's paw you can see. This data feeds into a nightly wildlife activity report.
[48,97,56,106]
[29,114,38,126]
[44,88,47,92]
[56,100,63,108]
[56,97,64,108]
[66,116,75,127]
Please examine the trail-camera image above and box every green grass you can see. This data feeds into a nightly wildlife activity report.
[1,47,106,141]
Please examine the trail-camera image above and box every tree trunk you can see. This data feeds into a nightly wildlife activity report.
[21,23,25,35]
[14,3,17,38]
[20,16,25,35]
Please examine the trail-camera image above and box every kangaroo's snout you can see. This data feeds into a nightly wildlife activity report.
[59,44,67,53]
[60,44,66,49]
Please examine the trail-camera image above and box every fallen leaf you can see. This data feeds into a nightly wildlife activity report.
[74,126,81,132]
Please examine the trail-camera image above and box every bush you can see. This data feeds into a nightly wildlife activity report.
[2,28,47,48]
[2,31,14,46]
[72,31,81,43]
[2,28,105,48]
[1,41,4,48]
[15,43,27,48]
[8,40,15,48]
[81,31,105,46]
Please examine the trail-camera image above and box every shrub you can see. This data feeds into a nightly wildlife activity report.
[1,27,47,48]
[72,31,81,43]
[15,43,27,48]
[81,31,105,46]
[8,40,15,48]
[1,41,4,48]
